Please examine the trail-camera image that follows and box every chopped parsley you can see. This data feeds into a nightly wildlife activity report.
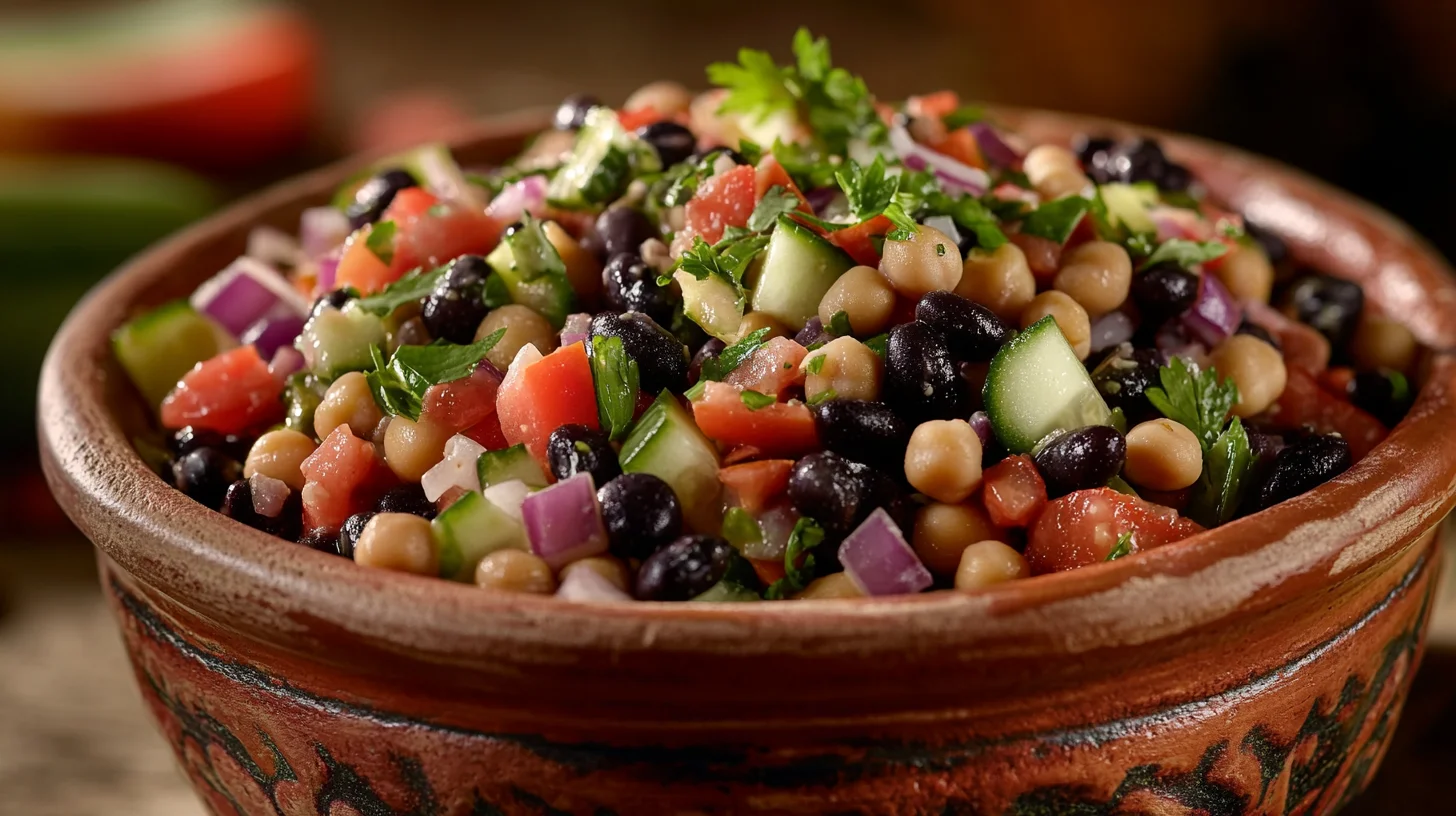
[366,329,507,420]
[1145,357,1240,450]
[747,186,804,232]
[827,310,853,337]
[835,155,899,222]
[364,220,396,265]
[865,333,888,357]
[941,104,985,130]
[1018,196,1091,244]
[355,267,444,315]
[741,389,776,410]
[1188,417,1253,527]
[764,516,827,599]
[590,335,640,441]
[1141,238,1229,270]
[701,327,771,381]
[893,169,1006,249]
[771,140,840,189]
[673,233,771,291]
[806,388,837,406]
[805,354,826,375]
[1105,532,1134,561]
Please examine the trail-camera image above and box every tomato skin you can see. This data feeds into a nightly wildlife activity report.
[1241,300,1331,375]
[1266,368,1387,460]
[1010,232,1063,282]
[495,342,600,463]
[718,459,794,515]
[387,196,503,277]
[1319,366,1356,396]
[684,164,757,244]
[724,337,808,398]
[906,90,960,119]
[930,128,985,169]
[691,382,819,457]
[754,156,812,211]
[419,364,500,434]
[749,557,787,586]
[333,224,396,295]
[1026,488,1203,574]
[981,455,1049,528]
[461,414,509,451]
[828,215,894,267]
[382,187,437,221]
[299,425,395,533]
[160,346,284,434]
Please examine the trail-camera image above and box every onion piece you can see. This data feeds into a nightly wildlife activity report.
[239,305,307,360]
[794,316,829,348]
[1181,273,1241,347]
[483,480,531,525]
[315,248,341,293]
[889,123,990,196]
[300,207,352,258]
[968,411,993,448]
[1155,321,1210,368]
[560,313,593,347]
[838,508,933,597]
[804,186,839,215]
[486,175,549,225]
[556,566,633,602]
[744,500,799,561]
[246,226,307,270]
[1089,309,1137,355]
[268,345,305,379]
[521,473,609,569]
[248,474,291,519]
[969,122,1023,168]
[1150,206,1209,242]
[923,214,962,246]
[421,435,487,502]
[190,257,310,337]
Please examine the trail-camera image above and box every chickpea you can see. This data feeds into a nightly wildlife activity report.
[1213,243,1274,303]
[543,221,602,306]
[1352,314,1418,374]
[314,371,384,440]
[1022,144,1081,185]
[793,572,865,599]
[913,502,1004,579]
[1124,419,1203,491]
[801,336,882,402]
[1037,167,1093,200]
[819,266,897,337]
[476,304,556,370]
[879,225,963,297]
[1208,334,1287,418]
[354,513,438,576]
[383,415,451,482]
[243,429,316,491]
[954,540,1030,591]
[1054,241,1133,317]
[560,556,631,592]
[624,80,693,116]
[956,242,1036,322]
[475,549,556,594]
[733,311,789,342]
[1021,291,1092,360]
[904,420,984,504]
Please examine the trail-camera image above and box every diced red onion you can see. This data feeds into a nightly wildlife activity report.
[521,473,609,569]
[239,304,307,360]
[804,186,839,215]
[248,474,291,519]
[486,175,549,224]
[556,566,633,602]
[421,435,487,502]
[1150,206,1208,242]
[1089,309,1137,355]
[923,215,962,246]
[300,206,352,258]
[268,345,304,379]
[191,257,310,337]
[483,480,531,525]
[838,508,933,597]
[246,226,307,270]
[743,500,799,561]
[1181,273,1241,347]
[889,123,990,196]
[794,316,829,348]
[1156,321,1210,368]
[560,313,593,347]
[315,248,341,293]
[969,411,993,447]
[970,122,1023,168]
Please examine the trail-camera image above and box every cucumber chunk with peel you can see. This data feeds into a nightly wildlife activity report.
[983,315,1112,453]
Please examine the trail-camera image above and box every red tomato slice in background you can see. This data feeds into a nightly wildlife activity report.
[1025,488,1203,575]
[385,190,503,277]
[828,214,894,267]
[495,342,600,464]
[160,346,284,434]
[981,454,1049,528]
[333,224,396,295]
[718,459,794,515]
[617,106,664,131]
[691,382,819,457]
[724,337,809,399]
[906,91,960,119]
[1265,368,1387,460]
[930,128,985,169]
[1242,299,1331,375]
[684,164,757,244]
[419,364,500,434]
[299,425,396,533]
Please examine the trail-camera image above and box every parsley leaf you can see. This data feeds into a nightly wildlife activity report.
[1141,238,1229,270]
[502,213,567,281]
[365,221,396,265]
[1188,417,1253,527]
[828,310,853,337]
[892,168,1005,249]
[941,104,985,129]
[590,335,640,441]
[722,507,763,550]
[944,196,1007,250]
[805,354,826,375]
[1105,532,1134,561]
[365,329,508,420]
[1018,196,1091,244]
[701,327,771,381]
[675,234,771,289]
[707,48,796,122]
[737,138,764,165]
[741,389,776,410]
[865,333,888,357]
[835,155,898,222]
[807,388,837,406]
[482,272,511,308]
[882,199,920,241]
[1145,357,1240,450]
[747,186,803,232]
[764,516,827,599]
[771,140,840,189]
[355,267,443,315]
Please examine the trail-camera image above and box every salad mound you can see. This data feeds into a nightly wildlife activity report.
[114,30,1417,602]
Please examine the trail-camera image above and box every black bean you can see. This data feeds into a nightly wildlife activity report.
[553,93,601,131]
[811,399,910,473]
[222,480,304,541]
[688,338,726,384]
[345,168,417,230]
[597,473,683,560]
[884,321,969,424]
[299,527,348,557]
[311,288,355,316]
[913,291,1011,362]
[1130,263,1199,323]
[636,121,696,167]
[634,535,735,601]
[787,451,875,537]
[337,512,376,559]
[546,424,621,486]
[1235,319,1281,351]
[1250,434,1352,512]
[1284,274,1364,350]
[375,484,438,519]
[172,448,241,510]
[589,311,689,393]
[1072,134,1116,169]
[170,427,250,461]
[421,256,490,344]
[1348,370,1411,428]
[1090,346,1167,423]
[601,252,677,326]
[594,207,657,259]
[1032,426,1127,498]
[688,147,749,166]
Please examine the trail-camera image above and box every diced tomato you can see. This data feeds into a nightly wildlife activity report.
[618,106,664,131]
[299,425,395,533]
[334,224,396,295]
[495,342,600,463]
[461,413,509,451]
[718,459,794,515]
[160,346,284,434]
[1025,488,1203,574]
[1242,300,1330,374]
[754,156,812,212]
[1319,367,1356,397]
[722,445,766,465]
[1062,211,1098,250]
[691,382,819,457]
[724,337,809,398]
[419,364,500,434]
[1266,368,1387,460]
[930,128,985,169]
[906,91,960,119]
[828,214,894,267]
[684,164,757,244]
[981,455,1048,528]
[387,197,504,278]
[382,187,438,221]
[749,557,787,586]
[1010,232,1062,282]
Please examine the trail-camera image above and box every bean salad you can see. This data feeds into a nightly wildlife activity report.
[113,30,1419,601]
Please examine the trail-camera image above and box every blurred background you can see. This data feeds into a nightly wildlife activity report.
[2,0,1455,812]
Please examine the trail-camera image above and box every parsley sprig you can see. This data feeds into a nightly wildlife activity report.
[1145,357,1241,450]
[764,516,828,599]
[700,327,772,382]
[366,329,508,420]
[589,335,640,441]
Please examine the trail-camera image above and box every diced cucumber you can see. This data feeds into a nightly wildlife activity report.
[283,372,327,434]
[296,305,386,379]
[431,490,528,581]
[621,390,723,533]
[546,107,660,210]
[1098,183,1158,236]
[478,444,548,489]
[111,300,225,406]
[749,215,854,330]
[691,552,761,602]
[983,315,1112,453]
[675,269,744,341]
[485,233,574,329]
[332,143,481,210]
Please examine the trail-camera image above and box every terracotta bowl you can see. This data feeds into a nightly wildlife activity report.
[38,107,1456,815]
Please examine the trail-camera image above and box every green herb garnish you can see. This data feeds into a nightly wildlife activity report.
[828,310,853,337]
[1141,238,1229,270]
[805,354,826,375]
[366,329,508,420]
[590,335,640,441]
[1018,196,1090,244]
[747,185,804,232]
[355,267,444,315]
[806,389,837,406]
[675,234,771,287]
[865,333,888,357]
[1145,357,1240,450]
[701,327,771,381]
[836,155,899,222]
[1188,417,1253,527]
[741,389,776,410]
[1105,532,1134,561]
[941,104,985,129]
[764,516,827,599]
[364,220,396,265]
